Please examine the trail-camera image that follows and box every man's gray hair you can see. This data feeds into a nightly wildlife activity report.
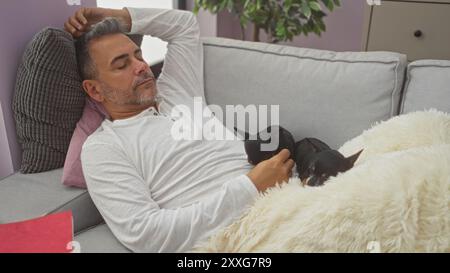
[75,17,129,80]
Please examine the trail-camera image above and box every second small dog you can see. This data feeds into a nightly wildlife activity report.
[294,138,363,187]
[236,126,362,187]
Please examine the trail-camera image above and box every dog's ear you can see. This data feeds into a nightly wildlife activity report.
[233,126,250,140]
[346,149,363,167]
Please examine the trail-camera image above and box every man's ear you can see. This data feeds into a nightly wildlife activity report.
[82,80,103,102]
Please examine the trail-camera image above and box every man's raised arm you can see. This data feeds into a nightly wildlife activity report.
[126,7,205,103]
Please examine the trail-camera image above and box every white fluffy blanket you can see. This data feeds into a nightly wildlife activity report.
[192,110,450,253]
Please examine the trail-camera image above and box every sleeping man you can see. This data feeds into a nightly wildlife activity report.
[65,7,294,252]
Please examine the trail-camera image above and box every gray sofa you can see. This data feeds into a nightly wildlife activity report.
[1,37,449,253]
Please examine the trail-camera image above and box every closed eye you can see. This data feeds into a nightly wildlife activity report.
[117,55,144,70]
[117,60,129,70]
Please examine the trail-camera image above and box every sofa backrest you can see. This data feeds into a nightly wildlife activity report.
[400,60,450,114]
[202,37,407,148]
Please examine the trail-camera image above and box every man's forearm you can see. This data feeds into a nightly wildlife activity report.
[125,7,198,43]
[111,8,132,32]
[64,7,132,37]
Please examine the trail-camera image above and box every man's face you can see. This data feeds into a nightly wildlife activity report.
[88,33,157,106]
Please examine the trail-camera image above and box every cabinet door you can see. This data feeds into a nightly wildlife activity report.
[367,1,450,61]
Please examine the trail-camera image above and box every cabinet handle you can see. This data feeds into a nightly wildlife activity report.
[414,30,423,38]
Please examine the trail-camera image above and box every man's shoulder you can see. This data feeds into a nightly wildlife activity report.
[82,122,118,152]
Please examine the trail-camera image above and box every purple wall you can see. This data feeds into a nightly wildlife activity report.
[186,0,218,37]
[281,0,366,51]
[188,0,366,51]
[0,0,97,179]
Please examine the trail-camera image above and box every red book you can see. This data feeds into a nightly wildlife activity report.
[0,211,74,253]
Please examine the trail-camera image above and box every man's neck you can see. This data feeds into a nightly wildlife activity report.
[106,103,158,121]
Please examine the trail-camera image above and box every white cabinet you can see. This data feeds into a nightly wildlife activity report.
[363,0,450,61]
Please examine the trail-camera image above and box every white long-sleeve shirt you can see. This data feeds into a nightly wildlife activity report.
[81,7,259,253]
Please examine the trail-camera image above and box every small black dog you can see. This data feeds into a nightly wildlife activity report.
[236,126,362,187]
[295,138,363,187]
[234,125,295,165]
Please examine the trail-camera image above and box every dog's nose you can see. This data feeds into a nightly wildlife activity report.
[306,175,326,187]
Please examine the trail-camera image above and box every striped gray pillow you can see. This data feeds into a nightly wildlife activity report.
[13,28,85,173]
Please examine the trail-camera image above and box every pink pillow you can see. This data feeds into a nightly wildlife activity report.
[62,98,109,188]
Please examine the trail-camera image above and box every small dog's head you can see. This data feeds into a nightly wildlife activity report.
[236,126,295,165]
[303,149,363,186]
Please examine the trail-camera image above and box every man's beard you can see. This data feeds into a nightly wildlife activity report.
[100,73,159,106]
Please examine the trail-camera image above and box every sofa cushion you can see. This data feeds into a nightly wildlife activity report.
[400,60,450,114]
[62,98,109,188]
[0,168,103,234]
[202,37,407,149]
[12,28,85,173]
[74,224,130,253]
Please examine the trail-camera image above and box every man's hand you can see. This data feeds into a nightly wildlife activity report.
[246,149,295,193]
[64,7,131,38]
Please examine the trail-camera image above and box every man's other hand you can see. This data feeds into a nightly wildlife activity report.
[64,7,131,38]
[246,149,294,193]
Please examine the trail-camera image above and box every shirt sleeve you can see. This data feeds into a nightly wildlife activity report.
[81,142,259,253]
[125,7,205,107]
